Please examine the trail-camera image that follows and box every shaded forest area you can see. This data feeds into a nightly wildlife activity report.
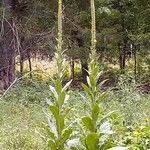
[0,0,149,92]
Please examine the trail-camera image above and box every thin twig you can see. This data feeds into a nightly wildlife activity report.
[0,71,34,100]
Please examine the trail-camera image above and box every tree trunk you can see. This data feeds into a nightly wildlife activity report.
[119,38,127,74]
[0,0,16,89]
[19,37,25,77]
[134,45,137,81]
[19,52,24,77]
[0,20,16,89]
[27,50,32,79]
[119,50,126,74]
[81,61,88,82]
[70,58,75,80]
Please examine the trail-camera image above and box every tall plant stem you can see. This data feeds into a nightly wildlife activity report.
[57,0,63,76]
[90,0,97,59]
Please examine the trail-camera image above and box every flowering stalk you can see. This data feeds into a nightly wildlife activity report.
[81,0,112,149]
[44,0,72,149]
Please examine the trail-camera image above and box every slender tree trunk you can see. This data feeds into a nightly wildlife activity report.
[27,50,32,79]
[0,0,17,89]
[0,15,16,89]
[119,38,127,74]
[19,54,24,77]
[134,45,137,81]
[70,58,75,80]
[81,61,88,82]
[119,51,126,74]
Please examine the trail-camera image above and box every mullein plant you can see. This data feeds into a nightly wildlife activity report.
[79,0,116,149]
[77,1,129,149]
[44,0,73,149]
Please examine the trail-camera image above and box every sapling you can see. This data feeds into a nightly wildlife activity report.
[44,0,73,149]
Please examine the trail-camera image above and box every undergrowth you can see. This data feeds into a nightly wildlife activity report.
[0,81,150,149]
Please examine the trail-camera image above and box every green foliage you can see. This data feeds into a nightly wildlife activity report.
[121,118,150,150]
[0,101,45,150]
[86,133,99,150]
[0,81,150,149]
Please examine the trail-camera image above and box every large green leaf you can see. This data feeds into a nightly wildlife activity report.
[45,125,55,140]
[59,91,65,107]
[60,128,73,146]
[82,116,94,132]
[92,103,100,123]
[49,105,59,121]
[86,133,99,150]
[50,85,58,100]
[89,76,96,88]
[47,118,57,138]
[82,83,93,101]
[48,140,57,150]
[57,115,65,136]
[54,79,62,94]
[100,141,116,150]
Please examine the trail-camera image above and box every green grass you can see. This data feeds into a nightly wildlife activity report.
[0,102,45,150]
[0,81,150,149]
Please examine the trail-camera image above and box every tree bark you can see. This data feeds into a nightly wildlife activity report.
[27,49,32,79]
[70,58,75,80]
[0,0,16,89]
[81,61,88,82]
[134,45,137,81]
[119,38,127,74]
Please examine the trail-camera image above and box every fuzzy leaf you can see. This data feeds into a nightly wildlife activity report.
[82,83,93,100]
[63,80,72,91]
[49,105,59,121]
[87,76,91,87]
[59,91,65,107]
[54,79,62,93]
[64,94,70,104]
[60,128,73,145]
[96,71,102,80]
[92,103,100,123]
[86,133,99,150]
[50,85,58,99]
[57,115,65,136]
[82,116,94,132]
[44,125,55,140]
[89,76,96,87]
[47,118,58,138]
[48,140,57,150]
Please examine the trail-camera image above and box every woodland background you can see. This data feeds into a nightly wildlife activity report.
[0,0,150,89]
